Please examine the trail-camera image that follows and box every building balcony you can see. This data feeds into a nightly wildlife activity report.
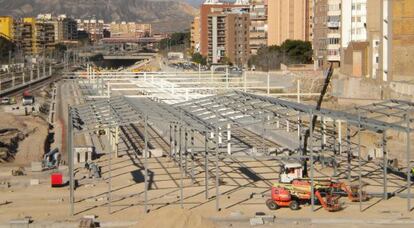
[327,21,340,28]
[327,54,340,62]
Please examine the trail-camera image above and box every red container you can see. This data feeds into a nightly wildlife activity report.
[51,173,63,187]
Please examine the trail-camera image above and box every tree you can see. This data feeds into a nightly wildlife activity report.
[248,40,313,70]
[191,52,207,65]
[159,31,191,50]
[219,56,232,66]
[280,40,312,64]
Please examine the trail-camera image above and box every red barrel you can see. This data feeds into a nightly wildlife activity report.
[51,173,63,187]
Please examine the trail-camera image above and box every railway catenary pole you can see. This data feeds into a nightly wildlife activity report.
[309,110,315,212]
[383,130,388,199]
[68,106,74,216]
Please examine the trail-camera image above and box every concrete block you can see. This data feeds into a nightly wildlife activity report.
[256,215,275,223]
[150,149,163,157]
[31,162,43,172]
[9,218,31,225]
[249,217,264,226]
[30,179,39,185]
[0,181,10,189]
[74,147,94,164]
[85,198,97,203]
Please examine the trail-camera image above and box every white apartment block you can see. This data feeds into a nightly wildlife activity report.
[341,0,367,48]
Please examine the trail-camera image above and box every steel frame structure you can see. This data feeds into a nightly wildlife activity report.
[67,91,414,216]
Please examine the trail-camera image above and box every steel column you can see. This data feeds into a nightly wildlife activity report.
[358,113,362,212]
[383,131,388,199]
[180,125,184,208]
[347,124,351,181]
[144,115,149,213]
[406,114,411,211]
[107,128,112,214]
[205,131,209,199]
[215,128,220,211]
[309,111,315,212]
[68,106,74,216]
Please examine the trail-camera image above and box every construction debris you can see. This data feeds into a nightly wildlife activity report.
[11,167,25,176]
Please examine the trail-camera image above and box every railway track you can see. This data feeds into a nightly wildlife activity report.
[0,64,69,98]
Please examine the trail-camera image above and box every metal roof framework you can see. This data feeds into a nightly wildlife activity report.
[68,91,414,216]
[173,91,414,133]
[70,96,143,134]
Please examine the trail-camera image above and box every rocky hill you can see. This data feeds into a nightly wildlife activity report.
[0,0,198,32]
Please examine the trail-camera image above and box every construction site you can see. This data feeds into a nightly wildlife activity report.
[0,56,414,227]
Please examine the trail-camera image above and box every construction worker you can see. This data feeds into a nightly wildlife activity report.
[411,166,414,180]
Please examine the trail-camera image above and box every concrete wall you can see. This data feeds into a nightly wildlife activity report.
[340,42,369,77]
[332,76,382,100]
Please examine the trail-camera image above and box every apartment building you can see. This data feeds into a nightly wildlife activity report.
[341,0,367,48]
[207,9,250,66]
[191,16,200,52]
[0,16,13,40]
[110,22,151,38]
[306,0,314,42]
[267,0,308,46]
[13,17,55,55]
[313,0,341,69]
[200,0,249,56]
[249,0,267,54]
[77,19,105,42]
[313,0,328,68]
[38,14,77,43]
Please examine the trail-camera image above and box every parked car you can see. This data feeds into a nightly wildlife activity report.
[1,97,10,105]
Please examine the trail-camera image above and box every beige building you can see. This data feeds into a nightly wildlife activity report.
[267,0,307,46]
[191,16,200,52]
[340,0,414,81]
[392,0,414,81]
[110,22,151,38]
[306,0,314,42]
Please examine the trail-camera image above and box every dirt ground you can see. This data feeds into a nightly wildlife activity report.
[0,112,48,165]
[1,151,414,227]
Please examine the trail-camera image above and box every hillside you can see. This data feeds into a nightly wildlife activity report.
[0,0,198,32]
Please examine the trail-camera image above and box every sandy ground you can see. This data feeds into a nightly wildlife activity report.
[0,112,48,165]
